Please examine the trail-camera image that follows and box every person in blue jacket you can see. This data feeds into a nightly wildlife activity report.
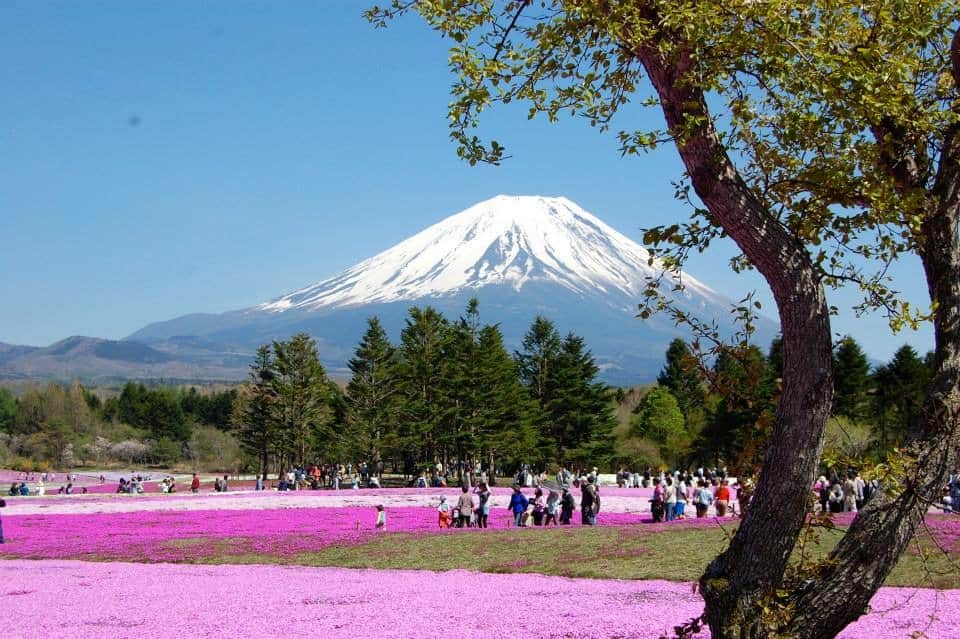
[508,485,529,527]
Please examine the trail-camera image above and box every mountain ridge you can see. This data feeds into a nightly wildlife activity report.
[5,195,778,384]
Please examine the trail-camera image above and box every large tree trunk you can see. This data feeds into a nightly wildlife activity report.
[786,60,960,637]
[637,45,835,639]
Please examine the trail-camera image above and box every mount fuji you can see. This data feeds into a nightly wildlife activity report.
[1,196,777,384]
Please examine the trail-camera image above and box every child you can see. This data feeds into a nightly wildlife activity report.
[437,495,452,528]
[375,504,387,530]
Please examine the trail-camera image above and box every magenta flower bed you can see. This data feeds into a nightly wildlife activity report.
[0,506,678,562]
[2,560,957,639]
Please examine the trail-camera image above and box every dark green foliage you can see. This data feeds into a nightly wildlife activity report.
[0,388,15,432]
[695,345,776,466]
[473,323,537,470]
[657,338,704,420]
[116,383,190,442]
[515,315,562,404]
[345,317,399,462]
[271,333,335,467]
[180,387,237,431]
[515,317,615,469]
[872,344,930,454]
[232,345,277,476]
[767,336,784,380]
[832,336,871,421]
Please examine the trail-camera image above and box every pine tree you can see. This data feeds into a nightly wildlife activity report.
[271,333,334,468]
[657,338,704,421]
[396,306,449,466]
[345,317,398,463]
[544,333,616,469]
[474,323,537,474]
[232,345,277,476]
[872,345,929,454]
[832,336,871,421]
[697,345,776,467]
[515,315,562,404]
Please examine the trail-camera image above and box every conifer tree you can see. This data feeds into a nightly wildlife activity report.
[657,338,704,421]
[872,345,929,453]
[832,336,871,422]
[396,306,448,465]
[474,323,537,474]
[345,317,398,463]
[271,333,333,468]
[232,345,276,477]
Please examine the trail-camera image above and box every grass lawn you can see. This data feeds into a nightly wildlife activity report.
[187,521,959,589]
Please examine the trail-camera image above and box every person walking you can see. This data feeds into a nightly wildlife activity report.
[580,475,598,525]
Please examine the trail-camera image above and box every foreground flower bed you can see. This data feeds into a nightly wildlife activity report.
[2,560,957,639]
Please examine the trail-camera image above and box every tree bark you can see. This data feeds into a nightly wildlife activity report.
[636,46,835,638]
[786,61,960,638]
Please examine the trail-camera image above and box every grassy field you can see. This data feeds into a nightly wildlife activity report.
[185,521,959,589]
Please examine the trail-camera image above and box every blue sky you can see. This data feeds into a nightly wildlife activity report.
[0,1,932,363]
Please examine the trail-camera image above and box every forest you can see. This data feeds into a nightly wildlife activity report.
[0,299,929,477]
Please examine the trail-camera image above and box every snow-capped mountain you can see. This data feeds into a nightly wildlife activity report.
[2,195,774,383]
[258,195,722,315]
[120,195,775,384]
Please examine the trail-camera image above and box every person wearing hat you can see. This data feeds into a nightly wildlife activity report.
[559,487,575,524]
[437,495,452,528]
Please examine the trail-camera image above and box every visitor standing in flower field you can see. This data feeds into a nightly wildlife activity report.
[437,496,451,528]
[559,487,575,524]
[508,486,528,527]
[375,504,386,531]
[580,476,598,526]
[474,482,491,528]
[0,497,5,543]
[456,486,474,528]
[715,480,731,517]
[191,474,200,493]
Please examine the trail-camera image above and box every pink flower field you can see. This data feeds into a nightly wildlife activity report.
[2,560,958,639]
[2,487,958,638]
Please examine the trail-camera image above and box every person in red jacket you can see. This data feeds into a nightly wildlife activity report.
[190,473,200,493]
[715,480,731,516]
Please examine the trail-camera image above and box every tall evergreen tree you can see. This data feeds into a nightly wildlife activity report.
[271,333,333,467]
[396,306,449,466]
[474,323,537,474]
[232,345,277,477]
[657,338,704,421]
[345,317,398,464]
[872,345,929,454]
[543,333,616,469]
[697,345,776,466]
[515,315,562,404]
[832,336,871,422]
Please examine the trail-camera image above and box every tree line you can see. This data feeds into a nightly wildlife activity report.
[631,336,931,474]
[0,381,239,471]
[233,299,616,478]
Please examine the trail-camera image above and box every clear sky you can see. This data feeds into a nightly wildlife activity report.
[0,1,932,364]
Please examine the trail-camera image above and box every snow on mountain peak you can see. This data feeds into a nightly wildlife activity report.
[258,195,720,313]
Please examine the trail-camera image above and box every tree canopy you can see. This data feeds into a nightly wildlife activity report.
[367,2,959,637]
